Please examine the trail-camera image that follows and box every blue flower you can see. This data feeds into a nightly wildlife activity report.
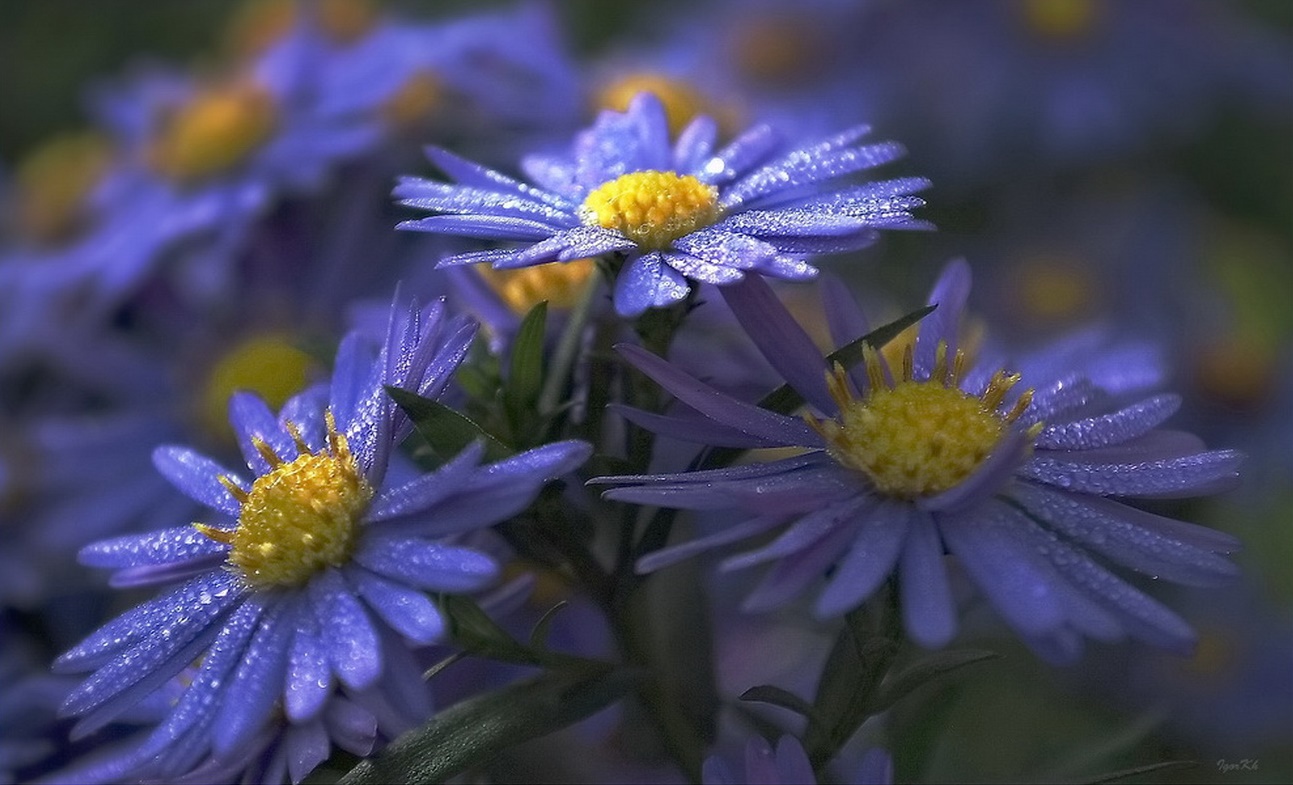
[594,260,1243,662]
[50,297,591,783]
[395,93,929,317]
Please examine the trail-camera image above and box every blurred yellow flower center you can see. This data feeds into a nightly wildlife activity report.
[149,81,278,183]
[581,171,720,251]
[382,70,445,129]
[200,334,314,443]
[597,74,710,137]
[16,132,112,244]
[197,412,371,588]
[727,16,822,86]
[225,0,376,56]
[807,342,1038,498]
[1021,0,1100,39]
[1017,257,1096,324]
[476,258,598,314]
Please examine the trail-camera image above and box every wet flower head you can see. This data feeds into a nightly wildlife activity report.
[196,412,371,588]
[15,131,112,243]
[809,343,1038,498]
[581,170,720,252]
[149,80,278,183]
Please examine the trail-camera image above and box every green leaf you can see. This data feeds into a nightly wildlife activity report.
[758,303,937,417]
[387,386,512,463]
[503,301,548,435]
[739,685,825,731]
[869,649,1000,714]
[1078,760,1198,784]
[805,589,900,769]
[439,594,537,665]
[528,600,569,651]
[338,667,636,785]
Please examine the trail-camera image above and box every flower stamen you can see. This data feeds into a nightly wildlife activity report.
[580,170,721,252]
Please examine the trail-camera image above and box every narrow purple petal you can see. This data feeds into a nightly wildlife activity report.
[615,343,817,445]
[614,253,690,317]
[814,498,909,617]
[673,230,777,271]
[700,124,780,185]
[80,526,227,569]
[309,569,383,690]
[939,501,1066,638]
[719,274,834,414]
[212,599,294,757]
[286,719,331,785]
[722,495,865,572]
[396,213,560,240]
[636,514,790,573]
[674,115,718,172]
[1036,394,1181,451]
[229,392,294,474]
[744,516,857,611]
[914,259,971,379]
[1022,440,1243,498]
[151,447,244,516]
[368,442,485,522]
[284,605,332,724]
[497,226,632,268]
[775,736,815,784]
[611,403,785,448]
[899,511,956,647]
[423,146,575,210]
[354,538,499,593]
[351,568,446,645]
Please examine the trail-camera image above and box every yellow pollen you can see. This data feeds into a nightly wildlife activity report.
[149,81,278,183]
[196,411,371,588]
[1021,0,1101,40]
[382,70,445,130]
[806,342,1040,499]
[199,333,315,444]
[581,170,720,252]
[16,131,113,244]
[475,257,598,315]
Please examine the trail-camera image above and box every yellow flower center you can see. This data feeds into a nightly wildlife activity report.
[475,258,598,315]
[197,412,371,588]
[224,0,376,57]
[597,74,712,137]
[1021,0,1101,40]
[807,342,1039,499]
[581,171,720,252]
[149,81,278,183]
[382,70,445,130]
[199,333,316,444]
[16,131,113,244]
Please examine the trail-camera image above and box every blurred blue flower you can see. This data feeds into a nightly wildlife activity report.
[49,297,591,783]
[395,93,929,317]
[596,260,1243,662]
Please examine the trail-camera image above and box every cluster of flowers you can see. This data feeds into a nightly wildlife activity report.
[1,1,1289,783]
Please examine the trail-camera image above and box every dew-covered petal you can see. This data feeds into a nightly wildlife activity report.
[325,699,378,757]
[309,570,382,691]
[666,252,746,284]
[716,209,880,239]
[351,568,446,645]
[615,343,817,445]
[496,225,633,268]
[1036,394,1181,451]
[80,526,227,569]
[286,718,331,785]
[673,229,777,271]
[393,179,578,226]
[699,123,780,185]
[152,447,244,516]
[614,252,691,317]
[899,511,956,648]
[397,213,562,240]
[940,501,1066,638]
[212,599,294,757]
[1022,435,1243,498]
[56,571,242,673]
[674,115,718,173]
[720,274,834,414]
[230,392,295,474]
[422,146,575,210]
[814,499,909,618]
[284,606,332,724]
[1011,482,1239,586]
[611,403,786,449]
[722,126,890,209]
[368,442,485,522]
[355,538,499,593]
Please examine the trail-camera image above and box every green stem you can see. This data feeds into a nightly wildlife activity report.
[537,265,604,419]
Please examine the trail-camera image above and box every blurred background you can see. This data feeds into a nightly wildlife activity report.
[0,1,1290,783]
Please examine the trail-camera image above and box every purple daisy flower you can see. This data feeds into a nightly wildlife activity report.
[49,296,592,783]
[594,260,1243,662]
[394,92,929,317]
